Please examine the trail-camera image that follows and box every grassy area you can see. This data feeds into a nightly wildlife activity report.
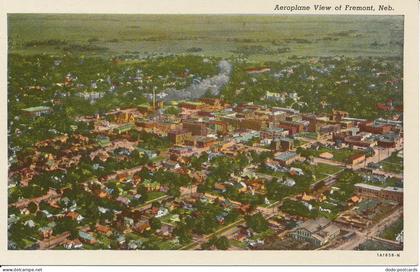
[296,132,319,140]
[147,191,166,201]
[316,147,362,163]
[137,193,168,209]
[380,217,403,241]
[293,139,308,148]
[292,162,343,182]
[311,163,343,180]
[229,239,248,249]
[379,152,403,174]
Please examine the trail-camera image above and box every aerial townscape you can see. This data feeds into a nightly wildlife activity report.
[8,15,404,251]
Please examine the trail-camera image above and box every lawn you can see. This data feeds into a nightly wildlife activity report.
[229,239,248,249]
[292,161,343,182]
[293,139,308,147]
[380,217,403,241]
[311,163,344,180]
[296,132,319,140]
[316,147,362,163]
[147,191,166,201]
[379,152,403,174]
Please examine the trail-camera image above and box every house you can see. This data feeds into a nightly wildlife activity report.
[155,207,169,218]
[78,231,96,245]
[64,239,83,249]
[24,220,35,228]
[66,211,83,222]
[137,148,157,159]
[291,217,340,247]
[163,160,180,170]
[96,224,112,236]
[158,224,174,236]
[134,220,151,233]
[283,178,296,187]
[289,167,304,176]
[116,196,131,206]
[214,182,227,192]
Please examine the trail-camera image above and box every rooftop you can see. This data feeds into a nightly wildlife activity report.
[274,151,298,161]
[354,183,382,191]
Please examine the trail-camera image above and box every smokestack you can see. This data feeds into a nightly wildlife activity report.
[153,89,156,110]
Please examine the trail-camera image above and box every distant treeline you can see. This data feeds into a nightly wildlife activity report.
[23,39,108,52]
[231,45,291,56]
[24,39,67,47]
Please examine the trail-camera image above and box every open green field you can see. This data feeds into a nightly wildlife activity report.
[299,146,363,163]
[380,217,403,241]
[8,14,403,61]
[316,147,362,163]
[293,162,343,182]
[379,151,403,174]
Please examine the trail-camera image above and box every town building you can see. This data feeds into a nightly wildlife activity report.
[354,183,403,204]
[359,121,392,135]
[260,127,288,140]
[182,121,208,136]
[348,153,366,166]
[271,137,294,152]
[274,151,300,166]
[168,129,193,145]
[291,217,340,246]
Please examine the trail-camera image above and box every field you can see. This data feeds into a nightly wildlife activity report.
[379,151,403,174]
[379,217,403,241]
[299,146,363,163]
[8,14,403,61]
[292,162,344,182]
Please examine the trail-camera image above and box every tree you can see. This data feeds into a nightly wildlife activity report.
[173,223,192,244]
[27,202,38,213]
[245,213,268,233]
[214,236,230,250]
[149,217,162,230]
[164,106,180,115]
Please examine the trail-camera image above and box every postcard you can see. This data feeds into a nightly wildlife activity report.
[0,0,418,266]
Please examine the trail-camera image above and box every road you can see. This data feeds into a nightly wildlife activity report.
[179,199,284,250]
[331,206,403,250]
